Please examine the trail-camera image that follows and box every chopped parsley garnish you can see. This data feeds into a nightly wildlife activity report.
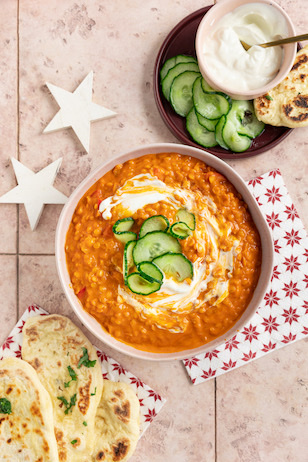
[0,398,12,414]
[57,393,77,414]
[91,387,97,396]
[71,439,77,445]
[77,347,97,369]
[265,95,273,101]
[83,421,87,426]
[64,365,77,388]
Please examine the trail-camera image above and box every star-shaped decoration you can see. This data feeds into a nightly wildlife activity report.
[43,71,116,152]
[0,158,67,230]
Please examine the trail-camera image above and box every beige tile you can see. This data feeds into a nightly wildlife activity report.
[216,340,308,462]
[0,0,18,253]
[0,255,17,345]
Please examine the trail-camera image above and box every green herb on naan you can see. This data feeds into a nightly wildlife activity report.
[64,365,77,388]
[57,393,77,414]
[77,347,97,369]
[0,397,12,414]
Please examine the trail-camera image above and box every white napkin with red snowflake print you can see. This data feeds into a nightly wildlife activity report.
[0,304,166,433]
[183,169,308,385]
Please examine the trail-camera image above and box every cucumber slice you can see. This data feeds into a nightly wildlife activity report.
[170,71,201,117]
[153,253,193,282]
[222,118,252,153]
[175,54,197,64]
[113,217,134,233]
[160,56,177,81]
[139,215,169,238]
[186,108,217,148]
[170,222,192,239]
[215,115,229,150]
[137,261,164,283]
[193,77,231,120]
[161,62,200,101]
[201,78,215,93]
[114,232,137,244]
[133,231,181,265]
[196,111,219,132]
[123,240,136,284]
[127,273,161,295]
[176,209,196,230]
[228,100,265,139]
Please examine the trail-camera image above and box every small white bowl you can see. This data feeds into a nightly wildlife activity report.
[55,143,273,361]
[195,0,297,100]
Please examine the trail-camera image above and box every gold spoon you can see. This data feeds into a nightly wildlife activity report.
[240,33,308,51]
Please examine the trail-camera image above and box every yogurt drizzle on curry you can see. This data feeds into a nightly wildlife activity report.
[99,174,239,333]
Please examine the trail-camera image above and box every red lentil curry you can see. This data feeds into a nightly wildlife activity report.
[65,153,261,353]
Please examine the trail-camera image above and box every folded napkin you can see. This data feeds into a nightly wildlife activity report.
[183,169,308,385]
[0,304,166,434]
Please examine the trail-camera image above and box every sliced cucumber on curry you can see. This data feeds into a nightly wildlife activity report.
[139,215,169,238]
[186,108,217,148]
[137,261,164,284]
[113,217,137,244]
[133,231,181,265]
[153,253,193,282]
[170,71,201,117]
[170,222,192,239]
[126,273,161,295]
[123,240,136,284]
[176,208,195,230]
[161,62,200,101]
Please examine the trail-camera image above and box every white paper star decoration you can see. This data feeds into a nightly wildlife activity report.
[0,158,68,230]
[43,71,116,152]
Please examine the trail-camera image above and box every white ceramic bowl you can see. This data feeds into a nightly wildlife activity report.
[56,143,274,360]
[195,0,297,100]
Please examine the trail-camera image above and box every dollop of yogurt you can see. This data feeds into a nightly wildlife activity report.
[203,3,289,91]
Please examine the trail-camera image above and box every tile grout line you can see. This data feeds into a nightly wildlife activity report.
[16,0,20,320]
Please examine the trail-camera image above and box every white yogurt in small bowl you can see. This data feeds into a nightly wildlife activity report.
[195,0,297,100]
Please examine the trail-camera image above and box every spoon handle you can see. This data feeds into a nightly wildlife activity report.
[260,33,308,48]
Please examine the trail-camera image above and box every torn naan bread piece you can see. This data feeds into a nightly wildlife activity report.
[254,45,308,128]
[92,380,140,462]
[22,314,103,462]
[0,357,59,462]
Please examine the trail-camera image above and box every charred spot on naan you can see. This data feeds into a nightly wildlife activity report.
[291,53,308,71]
[55,428,67,462]
[78,377,92,415]
[112,438,130,461]
[113,400,131,424]
[283,95,308,123]
[96,450,105,460]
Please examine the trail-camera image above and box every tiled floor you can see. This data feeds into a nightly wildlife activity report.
[0,1,307,461]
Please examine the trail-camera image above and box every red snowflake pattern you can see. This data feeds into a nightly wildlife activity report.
[304,249,308,262]
[265,186,282,204]
[269,169,280,178]
[248,176,263,187]
[282,281,300,299]
[147,390,162,402]
[111,363,126,375]
[17,320,26,334]
[284,229,301,247]
[261,341,276,352]
[102,373,109,380]
[28,305,39,313]
[303,301,308,314]
[183,357,200,369]
[130,377,144,388]
[264,289,279,307]
[201,368,216,379]
[266,212,282,230]
[221,359,237,371]
[271,265,281,282]
[281,333,297,343]
[204,349,219,360]
[283,255,300,273]
[302,327,308,335]
[96,350,109,362]
[262,315,279,333]
[303,275,308,288]
[254,196,262,207]
[273,239,282,253]
[242,351,256,362]
[14,345,22,358]
[225,336,240,352]
[282,308,300,325]
[139,398,145,407]
[284,204,299,221]
[2,337,14,350]
[242,325,259,342]
[144,409,157,423]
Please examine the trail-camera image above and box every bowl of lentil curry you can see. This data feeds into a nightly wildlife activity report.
[56,143,273,360]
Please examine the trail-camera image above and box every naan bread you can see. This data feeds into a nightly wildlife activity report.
[0,357,59,461]
[22,314,103,462]
[92,380,140,462]
[254,45,308,128]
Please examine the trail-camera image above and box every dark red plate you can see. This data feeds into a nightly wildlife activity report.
[153,6,293,160]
